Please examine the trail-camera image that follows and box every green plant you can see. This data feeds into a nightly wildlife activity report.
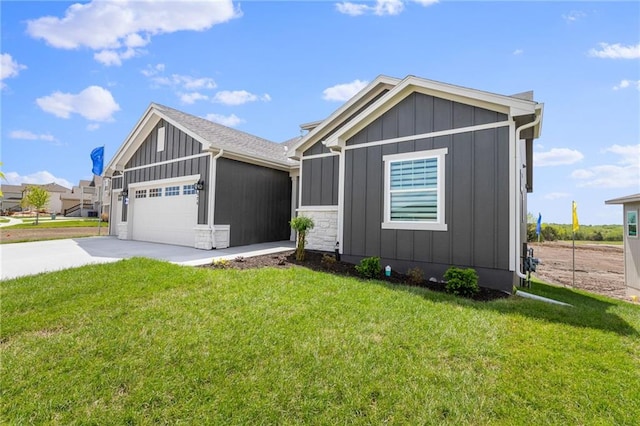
[407,267,424,285]
[355,256,381,279]
[321,254,337,270]
[443,267,479,297]
[22,186,50,225]
[289,215,315,261]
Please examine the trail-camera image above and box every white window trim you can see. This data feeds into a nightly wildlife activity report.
[627,209,638,238]
[382,147,448,231]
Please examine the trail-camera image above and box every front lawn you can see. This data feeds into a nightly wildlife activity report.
[2,259,639,424]
[8,219,103,229]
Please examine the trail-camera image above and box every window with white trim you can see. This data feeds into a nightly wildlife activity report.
[183,184,196,195]
[135,189,147,199]
[149,188,162,198]
[627,210,637,238]
[165,186,179,196]
[382,148,448,231]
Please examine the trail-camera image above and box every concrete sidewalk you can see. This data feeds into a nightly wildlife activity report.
[0,236,295,280]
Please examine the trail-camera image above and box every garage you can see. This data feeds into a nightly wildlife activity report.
[130,180,198,246]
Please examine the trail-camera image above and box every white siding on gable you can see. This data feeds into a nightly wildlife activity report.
[157,126,165,152]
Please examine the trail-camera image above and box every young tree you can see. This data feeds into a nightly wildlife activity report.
[23,186,50,225]
[290,216,315,261]
[0,162,5,198]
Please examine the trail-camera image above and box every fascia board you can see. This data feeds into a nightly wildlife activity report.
[105,103,157,175]
[288,75,401,158]
[327,76,540,146]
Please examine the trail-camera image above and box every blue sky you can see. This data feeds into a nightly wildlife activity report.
[1,0,638,225]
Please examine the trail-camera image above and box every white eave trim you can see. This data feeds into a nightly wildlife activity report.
[326,75,540,149]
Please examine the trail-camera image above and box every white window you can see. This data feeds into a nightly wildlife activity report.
[157,126,165,152]
[183,184,196,195]
[382,148,448,231]
[149,188,162,198]
[165,186,179,196]
[627,210,638,238]
[135,189,147,199]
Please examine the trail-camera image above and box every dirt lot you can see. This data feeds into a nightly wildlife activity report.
[1,227,104,243]
[529,242,625,301]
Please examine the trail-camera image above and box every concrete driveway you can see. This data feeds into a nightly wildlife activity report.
[0,236,294,280]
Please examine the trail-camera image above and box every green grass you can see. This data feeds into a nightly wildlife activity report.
[2,260,639,424]
[573,240,624,246]
[8,219,103,229]
[0,218,9,223]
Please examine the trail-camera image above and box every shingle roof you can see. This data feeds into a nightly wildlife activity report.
[152,103,296,167]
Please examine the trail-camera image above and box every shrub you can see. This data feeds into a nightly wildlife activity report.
[100,213,109,222]
[443,267,479,298]
[321,254,337,270]
[212,259,231,269]
[407,267,424,285]
[356,256,381,279]
[290,216,315,261]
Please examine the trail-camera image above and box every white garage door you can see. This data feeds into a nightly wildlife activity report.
[131,181,198,247]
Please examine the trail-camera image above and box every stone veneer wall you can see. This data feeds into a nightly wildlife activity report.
[194,226,213,250]
[298,209,338,252]
[117,222,128,240]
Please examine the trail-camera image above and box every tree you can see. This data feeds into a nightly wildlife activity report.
[0,162,5,198]
[290,216,315,261]
[23,186,50,225]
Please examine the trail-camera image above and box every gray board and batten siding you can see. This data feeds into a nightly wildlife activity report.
[340,92,513,290]
[301,155,339,206]
[214,158,292,247]
[119,120,210,225]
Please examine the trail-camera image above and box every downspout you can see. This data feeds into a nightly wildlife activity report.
[208,149,224,247]
[514,111,541,279]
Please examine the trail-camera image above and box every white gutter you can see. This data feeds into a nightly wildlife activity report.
[514,109,542,280]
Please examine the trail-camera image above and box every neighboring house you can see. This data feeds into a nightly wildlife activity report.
[288,75,544,292]
[61,178,102,217]
[605,194,640,299]
[104,75,543,293]
[0,182,70,214]
[104,103,298,249]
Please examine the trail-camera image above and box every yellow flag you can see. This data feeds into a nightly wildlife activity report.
[572,201,579,232]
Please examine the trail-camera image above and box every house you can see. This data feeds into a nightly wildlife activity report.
[104,75,543,293]
[0,182,71,214]
[0,184,25,213]
[103,103,298,249]
[61,178,102,217]
[288,75,543,292]
[605,194,640,300]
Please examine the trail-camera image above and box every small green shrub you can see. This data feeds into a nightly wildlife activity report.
[407,267,424,285]
[212,259,231,269]
[356,256,381,279]
[290,216,315,261]
[321,254,337,270]
[443,267,479,297]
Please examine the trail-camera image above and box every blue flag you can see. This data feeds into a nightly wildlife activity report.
[91,146,104,175]
[536,213,542,236]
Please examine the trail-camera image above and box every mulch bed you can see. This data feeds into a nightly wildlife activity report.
[203,250,509,302]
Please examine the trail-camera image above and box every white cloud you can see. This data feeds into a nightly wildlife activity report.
[512,49,523,56]
[87,123,100,131]
[141,63,165,77]
[9,130,57,142]
[180,92,209,104]
[562,10,585,23]
[337,0,435,16]
[1,53,27,89]
[544,192,571,200]
[322,79,369,102]
[588,43,640,59]
[534,148,584,167]
[26,0,241,65]
[212,90,271,106]
[4,170,72,188]
[205,113,244,127]
[36,85,120,122]
[613,79,640,91]
[571,144,640,188]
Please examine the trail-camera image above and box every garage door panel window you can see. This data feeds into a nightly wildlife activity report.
[135,189,147,199]
[149,188,162,197]
[165,186,180,196]
[183,184,196,195]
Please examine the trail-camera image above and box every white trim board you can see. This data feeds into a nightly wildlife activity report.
[124,153,210,172]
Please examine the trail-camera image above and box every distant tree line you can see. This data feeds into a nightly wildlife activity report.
[527,223,623,242]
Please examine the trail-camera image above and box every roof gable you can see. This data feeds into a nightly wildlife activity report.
[106,103,296,175]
